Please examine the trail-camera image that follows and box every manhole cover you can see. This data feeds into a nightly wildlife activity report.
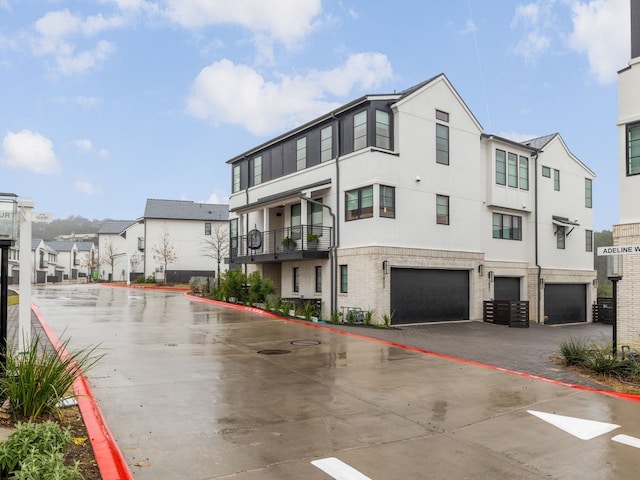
[257,349,292,355]
[291,339,321,346]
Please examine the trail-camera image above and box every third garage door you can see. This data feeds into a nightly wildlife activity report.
[390,268,469,324]
[544,283,586,325]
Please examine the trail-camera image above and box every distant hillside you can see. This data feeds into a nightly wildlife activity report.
[32,216,107,241]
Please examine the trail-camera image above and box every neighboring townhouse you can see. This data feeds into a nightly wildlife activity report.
[227,73,596,324]
[45,241,79,281]
[614,0,640,349]
[141,199,229,284]
[8,244,18,284]
[30,239,63,283]
[97,220,137,281]
[75,241,98,280]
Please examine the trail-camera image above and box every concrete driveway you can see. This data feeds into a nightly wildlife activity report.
[33,284,640,480]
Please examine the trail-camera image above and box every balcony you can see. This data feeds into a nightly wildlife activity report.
[231,225,332,264]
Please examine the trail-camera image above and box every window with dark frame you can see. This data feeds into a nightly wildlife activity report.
[230,218,238,252]
[296,137,306,171]
[293,267,299,293]
[354,111,367,150]
[315,266,322,293]
[379,185,395,218]
[307,199,323,235]
[321,126,332,162]
[508,152,518,187]
[232,165,240,193]
[375,110,390,149]
[204,223,211,235]
[553,169,560,191]
[291,203,301,239]
[436,124,449,165]
[345,186,373,221]
[496,149,506,185]
[253,155,262,185]
[627,122,640,175]
[557,225,566,249]
[492,213,522,240]
[585,178,593,208]
[519,156,529,190]
[340,265,348,293]
[435,109,449,122]
[542,166,551,177]
[436,194,449,225]
[586,230,593,252]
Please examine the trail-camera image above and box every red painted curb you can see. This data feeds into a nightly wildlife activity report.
[185,293,640,403]
[32,303,134,480]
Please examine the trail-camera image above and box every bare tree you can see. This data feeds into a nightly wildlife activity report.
[201,223,229,288]
[129,252,141,277]
[100,238,120,281]
[152,223,177,284]
[79,249,99,281]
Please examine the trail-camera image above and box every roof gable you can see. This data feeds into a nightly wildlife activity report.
[144,199,228,221]
[98,220,136,235]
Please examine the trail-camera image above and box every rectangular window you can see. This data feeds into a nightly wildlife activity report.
[204,223,211,235]
[230,218,238,252]
[345,186,373,221]
[436,124,449,165]
[507,152,518,188]
[296,137,307,171]
[557,226,565,249]
[496,149,506,185]
[519,156,529,190]
[291,203,301,239]
[307,199,323,235]
[585,178,593,208]
[542,166,551,178]
[321,126,332,162]
[627,123,640,175]
[586,230,593,252]
[340,265,348,293]
[492,213,522,240]
[315,266,322,293]
[380,185,395,218]
[253,156,262,185]
[354,111,367,150]
[436,194,449,225]
[232,165,240,193]
[553,169,560,191]
[435,109,449,122]
[293,267,299,293]
[375,110,390,149]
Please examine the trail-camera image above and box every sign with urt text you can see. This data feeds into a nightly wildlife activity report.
[597,245,640,256]
[0,202,16,239]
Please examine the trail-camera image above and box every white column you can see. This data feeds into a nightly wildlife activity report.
[18,198,34,352]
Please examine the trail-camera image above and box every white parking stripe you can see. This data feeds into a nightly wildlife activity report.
[612,434,640,449]
[528,410,620,440]
[311,457,372,480]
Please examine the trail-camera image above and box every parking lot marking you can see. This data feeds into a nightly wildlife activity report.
[311,457,372,480]
[528,410,620,440]
[612,434,640,449]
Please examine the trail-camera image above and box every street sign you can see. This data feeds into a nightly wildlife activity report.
[597,245,640,256]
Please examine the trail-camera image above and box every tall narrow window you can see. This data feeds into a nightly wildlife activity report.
[253,155,262,185]
[307,199,323,235]
[557,226,565,249]
[519,156,529,190]
[436,194,449,225]
[293,267,299,293]
[586,230,593,252]
[345,186,373,221]
[627,122,640,175]
[315,266,322,293]
[436,124,449,165]
[204,223,211,235]
[296,137,307,171]
[230,218,238,253]
[354,111,367,150]
[291,203,301,239]
[232,165,241,193]
[375,110,390,149]
[340,265,348,293]
[380,185,395,218]
[496,150,506,185]
[508,152,518,188]
[553,169,560,191]
[585,178,593,208]
[321,126,333,162]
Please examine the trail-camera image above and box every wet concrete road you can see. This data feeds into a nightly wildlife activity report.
[33,285,640,479]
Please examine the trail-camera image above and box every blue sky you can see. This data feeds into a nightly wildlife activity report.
[0,0,631,231]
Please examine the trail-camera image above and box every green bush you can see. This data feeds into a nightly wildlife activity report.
[0,334,103,420]
[220,269,246,302]
[558,337,593,366]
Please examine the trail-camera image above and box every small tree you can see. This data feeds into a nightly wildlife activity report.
[201,223,229,289]
[220,269,246,302]
[152,223,178,284]
[100,238,120,281]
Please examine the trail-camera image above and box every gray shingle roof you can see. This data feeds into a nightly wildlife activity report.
[76,241,95,252]
[98,220,136,235]
[45,241,75,252]
[522,133,558,150]
[144,199,228,221]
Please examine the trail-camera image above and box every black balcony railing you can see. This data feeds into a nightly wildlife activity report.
[231,225,332,262]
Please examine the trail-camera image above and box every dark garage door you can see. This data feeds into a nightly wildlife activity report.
[544,284,586,325]
[390,268,469,324]
[494,277,520,301]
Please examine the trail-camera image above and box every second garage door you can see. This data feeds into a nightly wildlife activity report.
[390,268,469,324]
[544,284,586,325]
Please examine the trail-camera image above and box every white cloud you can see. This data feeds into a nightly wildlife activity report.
[75,180,102,195]
[98,148,110,159]
[73,138,93,151]
[186,53,394,136]
[568,0,630,84]
[510,0,556,62]
[54,39,116,77]
[1,130,61,174]
[204,192,226,204]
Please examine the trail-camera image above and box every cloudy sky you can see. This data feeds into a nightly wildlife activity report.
[0,0,631,230]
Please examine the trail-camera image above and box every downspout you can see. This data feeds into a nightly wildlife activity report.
[533,152,542,323]
[333,114,341,318]
[244,156,249,278]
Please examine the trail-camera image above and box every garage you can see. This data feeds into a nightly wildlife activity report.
[544,284,586,325]
[390,268,469,324]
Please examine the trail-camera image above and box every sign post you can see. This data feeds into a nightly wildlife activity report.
[597,246,630,355]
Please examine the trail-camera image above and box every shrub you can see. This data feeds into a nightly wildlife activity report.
[558,337,593,366]
[303,302,315,321]
[0,334,103,420]
[220,269,246,302]
[331,310,340,325]
[364,310,373,326]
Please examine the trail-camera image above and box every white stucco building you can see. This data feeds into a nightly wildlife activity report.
[227,74,596,324]
[614,0,640,349]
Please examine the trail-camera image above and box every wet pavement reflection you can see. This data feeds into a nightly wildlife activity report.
[32,284,640,480]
